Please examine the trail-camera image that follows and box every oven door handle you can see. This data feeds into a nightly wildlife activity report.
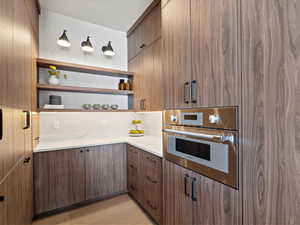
[162,128,234,143]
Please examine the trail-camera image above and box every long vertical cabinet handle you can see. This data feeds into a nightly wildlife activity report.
[191,80,197,104]
[184,174,190,197]
[23,111,30,130]
[0,109,3,140]
[191,177,197,201]
[184,82,190,104]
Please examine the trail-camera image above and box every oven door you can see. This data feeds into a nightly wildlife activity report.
[163,126,239,189]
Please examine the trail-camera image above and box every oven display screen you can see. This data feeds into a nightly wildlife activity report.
[184,114,198,120]
[175,138,211,161]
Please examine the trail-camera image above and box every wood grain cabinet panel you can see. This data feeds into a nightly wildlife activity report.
[242,0,300,224]
[127,4,161,61]
[130,39,163,111]
[85,144,127,200]
[162,0,192,109]
[127,145,163,224]
[164,160,193,225]
[192,171,240,225]
[0,156,33,225]
[191,0,240,107]
[34,149,86,214]
[164,160,240,225]
[141,152,162,224]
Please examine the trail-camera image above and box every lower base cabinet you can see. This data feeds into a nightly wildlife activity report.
[127,145,162,224]
[164,160,241,225]
[0,154,33,225]
[34,144,127,215]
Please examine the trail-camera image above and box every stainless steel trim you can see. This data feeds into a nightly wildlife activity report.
[162,128,234,143]
[191,80,197,104]
[184,82,190,104]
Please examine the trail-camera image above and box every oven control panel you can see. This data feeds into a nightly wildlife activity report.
[164,107,238,130]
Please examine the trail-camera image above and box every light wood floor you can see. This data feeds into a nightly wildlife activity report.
[33,194,154,225]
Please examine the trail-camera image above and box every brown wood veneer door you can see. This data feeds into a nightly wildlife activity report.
[129,54,143,110]
[162,0,192,109]
[163,160,193,225]
[34,149,86,214]
[150,39,164,110]
[85,144,127,200]
[141,152,163,224]
[242,0,300,224]
[191,171,240,225]
[191,0,240,107]
[127,145,140,200]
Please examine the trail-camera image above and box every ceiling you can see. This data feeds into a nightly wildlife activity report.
[39,0,153,32]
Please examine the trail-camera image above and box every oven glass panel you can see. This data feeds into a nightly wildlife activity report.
[184,114,198,120]
[175,138,211,161]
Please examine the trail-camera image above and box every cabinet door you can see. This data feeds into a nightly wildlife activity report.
[191,0,240,107]
[34,149,86,214]
[22,155,33,225]
[127,145,141,201]
[191,172,241,225]
[163,160,193,225]
[150,39,163,110]
[162,0,192,109]
[85,144,127,200]
[129,54,144,110]
[141,152,163,224]
[142,4,161,47]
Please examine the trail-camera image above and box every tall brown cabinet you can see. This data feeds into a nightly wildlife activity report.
[0,0,39,224]
[128,2,163,111]
[162,0,300,225]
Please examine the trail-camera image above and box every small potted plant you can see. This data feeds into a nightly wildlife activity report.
[48,65,67,85]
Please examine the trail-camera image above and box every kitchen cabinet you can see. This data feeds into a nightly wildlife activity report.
[34,144,127,215]
[164,160,240,225]
[162,0,240,108]
[162,0,192,109]
[191,0,239,107]
[127,4,161,61]
[242,0,300,225]
[0,0,38,223]
[0,155,33,225]
[141,151,163,224]
[129,39,163,111]
[34,148,86,214]
[86,144,127,200]
[127,145,163,224]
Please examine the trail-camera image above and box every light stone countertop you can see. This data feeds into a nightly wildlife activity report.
[34,136,163,158]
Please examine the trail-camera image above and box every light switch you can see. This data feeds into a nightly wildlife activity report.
[53,120,60,129]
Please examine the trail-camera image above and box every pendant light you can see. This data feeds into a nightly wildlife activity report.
[57,30,71,47]
[81,36,94,52]
[102,41,115,56]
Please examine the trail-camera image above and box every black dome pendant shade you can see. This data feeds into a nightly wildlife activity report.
[57,30,71,47]
[81,36,94,52]
[102,41,115,56]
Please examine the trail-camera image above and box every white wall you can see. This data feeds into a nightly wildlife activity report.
[39,9,129,109]
[39,9,127,69]
[40,112,162,142]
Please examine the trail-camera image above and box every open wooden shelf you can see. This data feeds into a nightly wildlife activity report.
[37,84,134,95]
[37,58,134,78]
[38,109,136,113]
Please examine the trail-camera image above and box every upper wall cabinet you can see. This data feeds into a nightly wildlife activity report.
[162,0,192,109]
[162,0,240,109]
[128,4,161,61]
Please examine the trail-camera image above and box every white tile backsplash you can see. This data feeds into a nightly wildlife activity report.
[40,111,162,142]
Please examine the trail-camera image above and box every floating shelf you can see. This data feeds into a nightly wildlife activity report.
[37,84,134,95]
[37,109,136,113]
[37,58,134,78]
